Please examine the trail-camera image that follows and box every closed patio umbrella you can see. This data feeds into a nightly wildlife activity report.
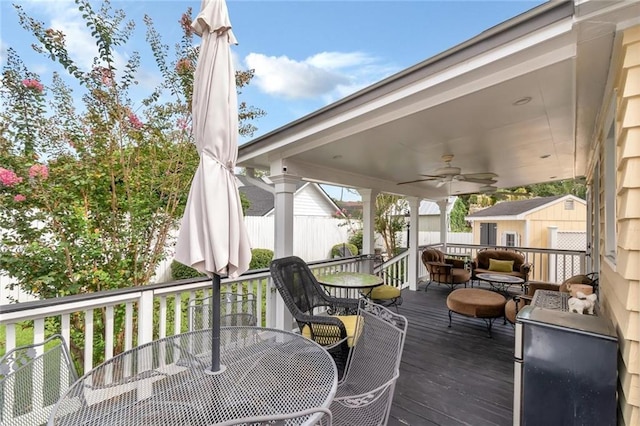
[174,0,251,374]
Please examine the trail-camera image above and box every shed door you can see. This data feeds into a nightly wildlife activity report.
[480,223,497,246]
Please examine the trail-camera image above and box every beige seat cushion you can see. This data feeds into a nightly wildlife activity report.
[301,315,362,347]
[447,288,506,319]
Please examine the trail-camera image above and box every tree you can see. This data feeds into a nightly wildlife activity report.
[375,194,406,256]
[0,0,263,364]
[450,196,471,232]
[526,179,586,199]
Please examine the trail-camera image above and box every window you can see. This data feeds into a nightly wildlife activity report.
[504,232,518,247]
[603,101,617,262]
[564,200,574,210]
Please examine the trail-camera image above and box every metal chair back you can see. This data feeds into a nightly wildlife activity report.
[0,334,77,425]
[270,256,359,377]
[331,299,408,426]
[189,292,258,331]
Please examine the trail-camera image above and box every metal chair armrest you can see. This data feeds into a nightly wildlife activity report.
[217,406,333,426]
[334,372,399,407]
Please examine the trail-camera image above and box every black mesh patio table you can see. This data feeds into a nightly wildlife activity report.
[48,327,337,425]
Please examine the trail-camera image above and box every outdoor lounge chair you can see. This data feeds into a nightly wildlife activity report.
[270,256,360,378]
[0,334,78,425]
[505,273,599,324]
[330,299,408,426]
[421,248,471,292]
[472,248,532,282]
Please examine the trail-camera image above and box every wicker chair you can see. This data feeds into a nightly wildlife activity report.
[189,292,258,331]
[330,299,408,426]
[270,256,360,378]
[0,334,78,426]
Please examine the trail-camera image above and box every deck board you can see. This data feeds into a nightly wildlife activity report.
[389,283,515,426]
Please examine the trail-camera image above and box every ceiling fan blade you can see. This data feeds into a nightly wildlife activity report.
[436,180,446,188]
[461,172,498,180]
[417,174,441,179]
[397,178,436,185]
[460,177,498,185]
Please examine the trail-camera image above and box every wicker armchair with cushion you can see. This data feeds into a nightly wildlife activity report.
[505,273,599,324]
[421,248,471,292]
[270,256,360,378]
[472,248,533,282]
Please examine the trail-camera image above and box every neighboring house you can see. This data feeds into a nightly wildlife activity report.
[237,175,341,217]
[465,194,587,248]
[418,198,455,232]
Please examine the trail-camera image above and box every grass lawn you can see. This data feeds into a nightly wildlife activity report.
[0,323,35,358]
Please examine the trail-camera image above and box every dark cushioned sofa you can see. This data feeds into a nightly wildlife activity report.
[472,248,532,281]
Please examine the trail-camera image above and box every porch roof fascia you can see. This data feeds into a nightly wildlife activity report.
[237,0,575,167]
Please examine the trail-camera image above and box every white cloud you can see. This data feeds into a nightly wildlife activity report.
[244,51,397,101]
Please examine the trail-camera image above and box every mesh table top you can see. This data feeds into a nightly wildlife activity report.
[49,327,337,425]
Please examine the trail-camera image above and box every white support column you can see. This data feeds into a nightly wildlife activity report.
[437,198,452,248]
[548,226,558,282]
[269,173,300,330]
[357,188,379,255]
[407,197,420,291]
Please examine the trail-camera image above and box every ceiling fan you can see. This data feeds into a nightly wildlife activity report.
[398,154,498,187]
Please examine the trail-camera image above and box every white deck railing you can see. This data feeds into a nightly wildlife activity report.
[0,257,378,374]
[1,246,585,374]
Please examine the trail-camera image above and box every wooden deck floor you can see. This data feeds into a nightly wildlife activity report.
[388,283,515,426]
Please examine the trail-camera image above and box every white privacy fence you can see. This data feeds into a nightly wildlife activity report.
[244,216,351,261]
[2,214,472,303]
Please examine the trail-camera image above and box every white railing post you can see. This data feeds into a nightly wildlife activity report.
[137,290,154,345]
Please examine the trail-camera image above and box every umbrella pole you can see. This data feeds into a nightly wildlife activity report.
[206,273,226,375]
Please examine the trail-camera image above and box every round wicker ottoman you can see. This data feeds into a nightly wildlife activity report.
[446,288,506,337]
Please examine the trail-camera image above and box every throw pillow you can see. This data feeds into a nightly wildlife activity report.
[488,259,514,273]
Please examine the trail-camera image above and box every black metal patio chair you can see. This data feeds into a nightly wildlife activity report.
[269,256,360,378]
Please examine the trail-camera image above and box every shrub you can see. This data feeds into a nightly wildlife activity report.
[348,229,363,252]
[250,248,274,270]
[171,260,205,280]
[331,243,358,258]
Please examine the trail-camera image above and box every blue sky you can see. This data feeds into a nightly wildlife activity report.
[1,0,545,200]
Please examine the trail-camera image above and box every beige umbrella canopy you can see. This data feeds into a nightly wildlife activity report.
[174,0,251,374]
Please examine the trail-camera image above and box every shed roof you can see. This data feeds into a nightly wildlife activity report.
[466,195,570,218]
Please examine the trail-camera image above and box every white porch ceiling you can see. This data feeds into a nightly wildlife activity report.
[238,1,633,201]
